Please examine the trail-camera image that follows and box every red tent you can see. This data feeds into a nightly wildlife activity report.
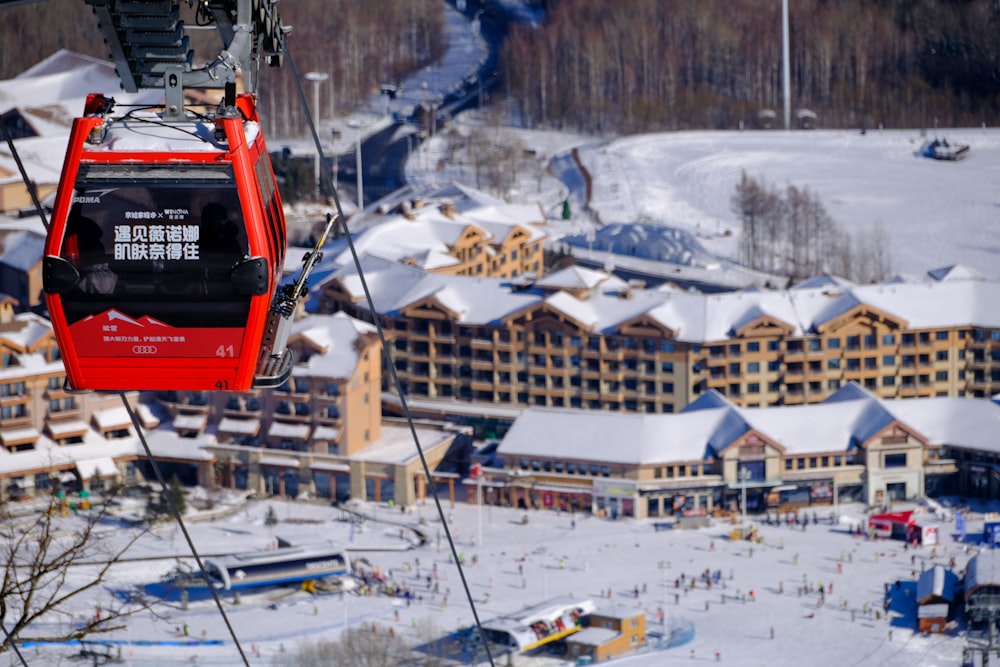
[868,510,914,540]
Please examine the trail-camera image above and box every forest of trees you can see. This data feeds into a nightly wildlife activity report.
[5,1,998,137]
[731,171,893,284]
[0,0,445,138]
[502,0,1000,134]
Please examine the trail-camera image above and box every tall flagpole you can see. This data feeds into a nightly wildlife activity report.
[782,0,791,130]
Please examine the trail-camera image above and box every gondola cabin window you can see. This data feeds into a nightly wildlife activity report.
[60,164,250,332]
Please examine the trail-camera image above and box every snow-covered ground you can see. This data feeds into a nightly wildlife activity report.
[20,493,990,666]
[408,121,1000,283]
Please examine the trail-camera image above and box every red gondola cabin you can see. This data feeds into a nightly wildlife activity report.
[43,93,291,392]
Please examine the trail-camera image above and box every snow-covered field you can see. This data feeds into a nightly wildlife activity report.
[410,121,1000,283]
[576,128,1000,281]
[21,494,986,666]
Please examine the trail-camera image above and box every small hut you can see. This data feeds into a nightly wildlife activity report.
[916,564,958,633]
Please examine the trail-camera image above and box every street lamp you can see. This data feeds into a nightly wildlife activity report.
[739,466,752,526]
[304,71,329,197]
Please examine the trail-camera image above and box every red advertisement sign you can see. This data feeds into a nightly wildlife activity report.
[68,309,243,358]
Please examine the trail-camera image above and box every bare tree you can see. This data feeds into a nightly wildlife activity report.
[0,489,154,652]
[277,623,414,667]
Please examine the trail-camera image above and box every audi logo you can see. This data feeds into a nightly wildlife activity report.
[132,345,158,354]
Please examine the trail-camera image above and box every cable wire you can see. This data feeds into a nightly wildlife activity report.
[285,50,499,666]
[1,120,50,231]
[0,619,29,667]
[118,392,252,667]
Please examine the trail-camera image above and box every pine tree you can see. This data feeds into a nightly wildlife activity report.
[168,475,187,516]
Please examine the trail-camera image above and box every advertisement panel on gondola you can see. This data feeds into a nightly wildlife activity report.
[57,179,251,360]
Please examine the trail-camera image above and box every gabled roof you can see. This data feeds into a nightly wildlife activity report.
[535,266,619,293]
[917,565,958,605]
[791,274,856,290]
[290,312,377,380]
[965,550,1000,598]
[928,264,984,282]
[319,263,1000,343]
[498,408,722,465]
[0,230,44,271]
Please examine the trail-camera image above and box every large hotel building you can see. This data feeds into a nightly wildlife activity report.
[318,261,1000,414]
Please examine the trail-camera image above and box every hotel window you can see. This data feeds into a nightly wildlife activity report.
[882,334,895,345]
[809,339,822,352]
[883,355,895,366]
[884,453,907,468]
[1,404,26,419]
[828,337,841,349]
[747,362,760,373]
[747,341,760,352]
[935,331,948,341]
[797,458,805,469]
[828,358,841,370]
[784,459,792,470]
[0,382,25,397]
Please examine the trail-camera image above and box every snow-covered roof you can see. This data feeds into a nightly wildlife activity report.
[322,263,1000,343]
[965,550,1000,597]
[323,190,545,273]
[500,384,1000,467]
[0,230,45,271]
[890,397,1000,454]
[291,312,377,381]
[500,408,725,465]
[917,564,958,604]
[927,264,985,282]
